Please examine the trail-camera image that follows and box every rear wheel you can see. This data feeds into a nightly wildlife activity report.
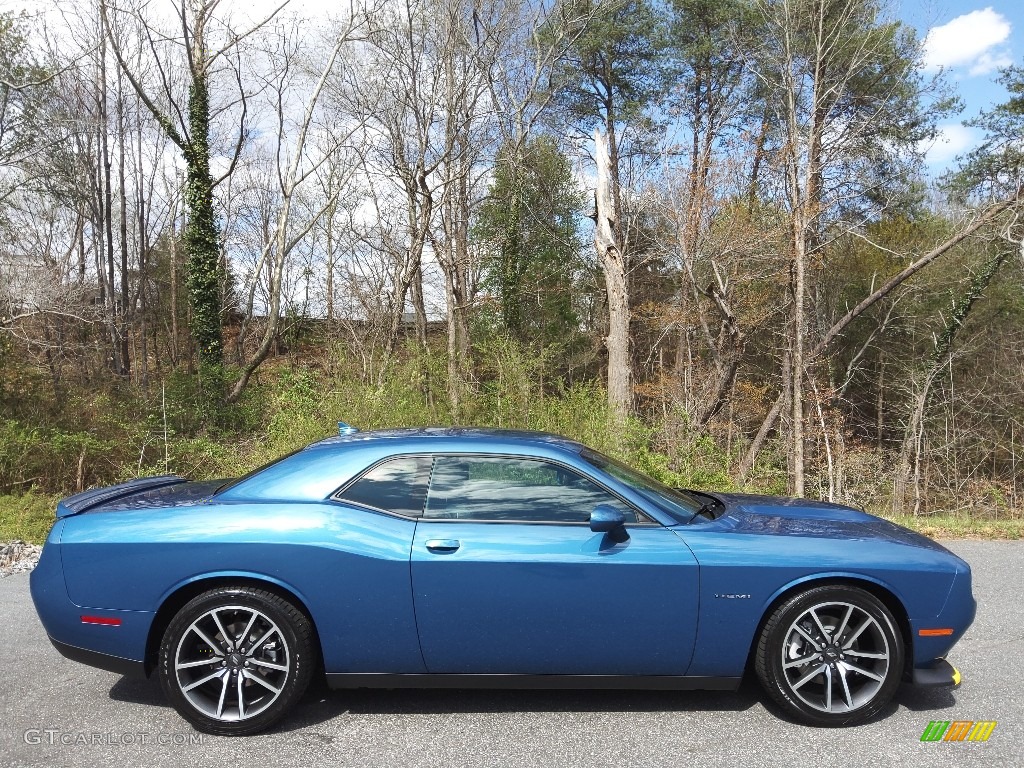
[158,587,315,735]
[755,585,904,726]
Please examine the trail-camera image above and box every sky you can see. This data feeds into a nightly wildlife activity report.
[1,0,1021,174]
[249,1,1024,175]
[905,2,1024,171]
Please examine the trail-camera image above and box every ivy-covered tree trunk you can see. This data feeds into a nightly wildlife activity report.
[182,70,223,373]
[101,0,239,403]
[895,248,1010,514]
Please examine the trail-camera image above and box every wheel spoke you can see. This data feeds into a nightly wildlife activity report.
[845,649,887,659]
[237,611,258,649]
[790,663,826,690]
[843,661,885,682]
[243,669,282,694]
[842,617,874,649]
[190,625,225,656]
[247,626,278,654]
[176,658,220,671]
[792,624,823,651]
[809,608,832,643]
[833,605,853,641]
[838,665,854,710]
[182,669,224,693]
[210,610,233,651]
[237,673,246,719]
[783,654,818,670]
[216,672,230,718]
[824,665,833,711]
[248,658,289,672]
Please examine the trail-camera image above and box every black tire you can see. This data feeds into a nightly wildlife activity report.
[158,587,316,736]
[755,585,904,726]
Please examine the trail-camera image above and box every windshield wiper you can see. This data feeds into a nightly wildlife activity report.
[692,501,717,521]
[680,490,722,522]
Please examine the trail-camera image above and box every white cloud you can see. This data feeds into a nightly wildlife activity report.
[968,50,1015,76]
[920,123,980,167]
[923,8,1012,74]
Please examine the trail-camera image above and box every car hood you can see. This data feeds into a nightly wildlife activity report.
[710,492,952,554]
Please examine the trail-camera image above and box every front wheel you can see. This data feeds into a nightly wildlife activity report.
[755,585,904,726]
[158,587,316,735]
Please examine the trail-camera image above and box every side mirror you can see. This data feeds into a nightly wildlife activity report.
[590,504,626,534]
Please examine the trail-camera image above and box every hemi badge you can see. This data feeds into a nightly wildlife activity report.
[918,628,954,636]
[81,615,122,627]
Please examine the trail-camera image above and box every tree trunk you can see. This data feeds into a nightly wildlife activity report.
[325,197,336,324]
[410,260,428,349]
[790,218,806,497]
[182,65,224,373]
[747,105,770,209]
[116,70,131,379]
[169,204,179,366]
[98,32,125,376]
[593,127,631,419]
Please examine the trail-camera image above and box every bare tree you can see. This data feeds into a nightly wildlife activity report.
[226,14,366,402]
[750,0,951,494]
[737,200,1015,480]
[336,0,446,373]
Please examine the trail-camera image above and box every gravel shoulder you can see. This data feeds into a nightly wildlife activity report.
[0,540,41,578]
[1,540,1021,768]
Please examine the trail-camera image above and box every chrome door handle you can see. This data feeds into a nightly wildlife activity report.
[425,539,461,553]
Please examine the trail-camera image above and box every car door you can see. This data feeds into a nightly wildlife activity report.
[410,455,699,675]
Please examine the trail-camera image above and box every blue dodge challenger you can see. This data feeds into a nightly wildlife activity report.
[30,426,975,735]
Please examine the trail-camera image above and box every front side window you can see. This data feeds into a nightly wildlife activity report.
[423,456,643,523]
[336,456,432,517]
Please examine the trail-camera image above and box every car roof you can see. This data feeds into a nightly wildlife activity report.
[216,427,595,504]
[306,426,585,453]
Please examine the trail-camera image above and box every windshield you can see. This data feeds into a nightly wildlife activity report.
[580,449,702,523]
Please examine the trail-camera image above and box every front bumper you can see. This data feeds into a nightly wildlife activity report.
[911,658,961,687]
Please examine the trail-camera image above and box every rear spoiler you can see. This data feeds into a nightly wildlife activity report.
[56,475,186,518]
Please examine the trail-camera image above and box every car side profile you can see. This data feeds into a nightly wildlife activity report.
[30,426,975,735]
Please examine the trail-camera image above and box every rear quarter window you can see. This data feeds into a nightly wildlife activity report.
[335,456,432,517]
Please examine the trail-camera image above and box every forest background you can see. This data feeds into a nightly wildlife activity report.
[3,0,1024,542]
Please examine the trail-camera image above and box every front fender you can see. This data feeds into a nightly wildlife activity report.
[677,526,959,677]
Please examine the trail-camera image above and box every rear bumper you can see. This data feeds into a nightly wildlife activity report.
[31,526,153,673]
[48,636,147,678]
[911,658,961,687]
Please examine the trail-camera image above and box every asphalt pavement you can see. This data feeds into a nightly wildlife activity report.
[1,540,1021,767]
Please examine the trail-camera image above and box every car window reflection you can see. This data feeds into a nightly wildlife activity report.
[424,456,639,523]
[339,457,432,517]
[581,449,701,523]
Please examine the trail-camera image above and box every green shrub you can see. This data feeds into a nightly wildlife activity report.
[0,491,58,544]
[0,420,118,494]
